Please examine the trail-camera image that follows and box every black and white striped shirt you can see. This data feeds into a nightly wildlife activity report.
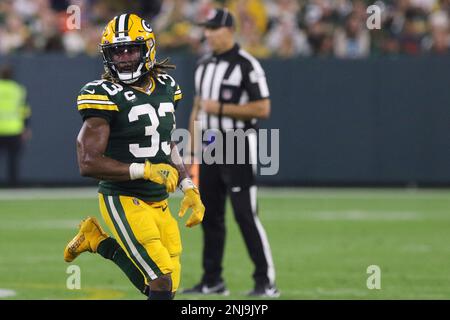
[195,44,270,132]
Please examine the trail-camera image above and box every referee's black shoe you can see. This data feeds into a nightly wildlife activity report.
[181,281,230,296]
[247,284,280,298]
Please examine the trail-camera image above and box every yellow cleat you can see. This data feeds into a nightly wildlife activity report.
[64,216,108,262]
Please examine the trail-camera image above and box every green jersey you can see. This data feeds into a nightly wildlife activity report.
[77,74,182,201]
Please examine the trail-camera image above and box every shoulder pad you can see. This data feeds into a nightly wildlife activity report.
[79,79,126,99]
[77,80,120,112]
[155,73,177,89]
[154,73,182,104]
[80,79,106,94]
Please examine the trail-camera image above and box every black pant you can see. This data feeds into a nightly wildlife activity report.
[199,162,275,287]
[0,135,22,186]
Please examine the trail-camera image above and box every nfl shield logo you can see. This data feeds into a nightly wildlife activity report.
[133,198,140,205]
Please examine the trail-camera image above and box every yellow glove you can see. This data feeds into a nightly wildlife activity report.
[178,179,205,228]
[143,160,179,193]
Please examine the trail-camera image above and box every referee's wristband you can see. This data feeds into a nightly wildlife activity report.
[179,178,196,193]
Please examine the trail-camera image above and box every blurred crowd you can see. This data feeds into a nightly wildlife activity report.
[1,0,450,59]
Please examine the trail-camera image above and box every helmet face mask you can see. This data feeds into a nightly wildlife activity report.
[101,42,149,84]
[100,14,157,84]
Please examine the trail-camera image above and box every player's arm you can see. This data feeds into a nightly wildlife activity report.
[201,98,270,120]
[170,141,205,228]
[77,117,130,181]
[77,117,179,190]
[170,141,189,182]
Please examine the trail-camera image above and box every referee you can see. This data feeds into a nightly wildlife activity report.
[183,8,279,297]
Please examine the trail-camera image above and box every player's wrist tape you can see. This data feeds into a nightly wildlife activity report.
[129,163,145,180]
[180,178,196,193]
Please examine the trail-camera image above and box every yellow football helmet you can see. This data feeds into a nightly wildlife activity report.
[100,14,156,84]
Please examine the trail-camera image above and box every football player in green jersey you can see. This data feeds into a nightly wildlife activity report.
[63,13,205,300]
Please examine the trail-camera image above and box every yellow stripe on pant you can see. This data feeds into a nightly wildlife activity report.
[98,194,182,292]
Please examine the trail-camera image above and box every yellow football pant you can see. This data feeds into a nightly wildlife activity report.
[98,193,182,293]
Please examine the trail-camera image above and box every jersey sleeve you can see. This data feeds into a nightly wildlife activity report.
[173,83,182,109]
[242,58,270,101]
[156,73,183,110]
[76,80,119,123]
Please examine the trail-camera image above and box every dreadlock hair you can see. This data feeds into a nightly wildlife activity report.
[149,57,176,78]
[102,57,176,83]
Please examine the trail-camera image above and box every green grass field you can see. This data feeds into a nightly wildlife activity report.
[1,187,450,300]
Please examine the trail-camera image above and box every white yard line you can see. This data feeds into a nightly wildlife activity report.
[0,289,17,298]
[0,219,83,230]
